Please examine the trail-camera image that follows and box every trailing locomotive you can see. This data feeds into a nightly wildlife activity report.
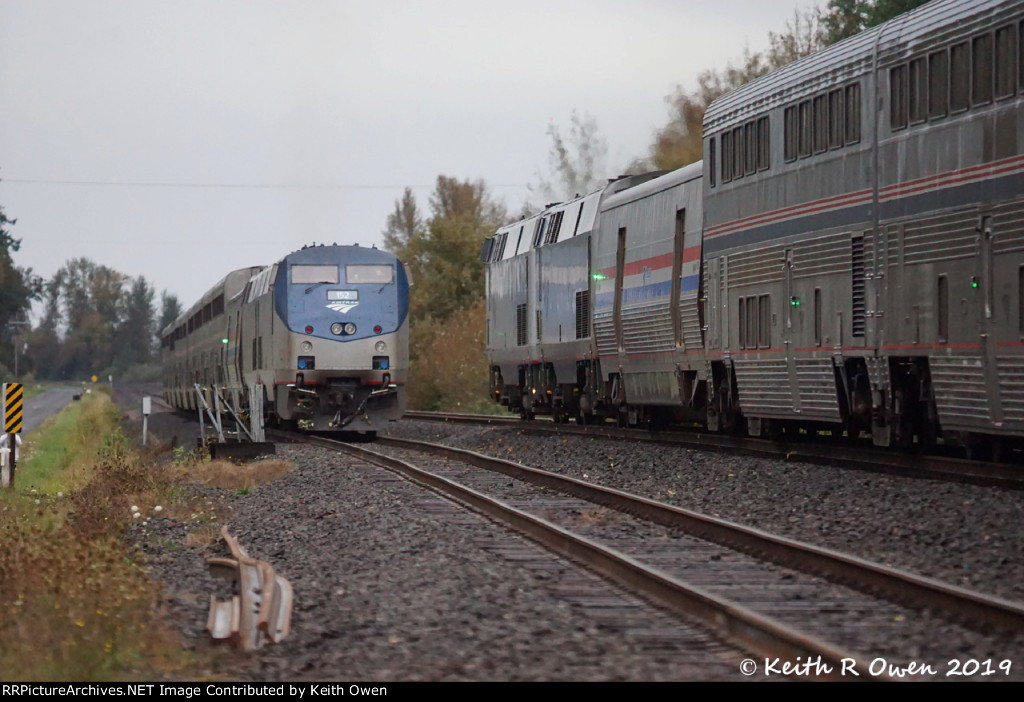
[161,244,409,434]
[483,0,1024,458]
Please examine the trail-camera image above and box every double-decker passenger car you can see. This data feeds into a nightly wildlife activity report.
[702,0,1024,454]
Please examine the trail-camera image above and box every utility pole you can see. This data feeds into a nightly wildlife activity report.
[7,320,28,377]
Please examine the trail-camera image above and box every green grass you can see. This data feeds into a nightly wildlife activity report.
[13,392,117,495]
[0,391,190,681]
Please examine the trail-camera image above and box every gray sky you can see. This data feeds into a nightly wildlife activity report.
[0,0,819,315]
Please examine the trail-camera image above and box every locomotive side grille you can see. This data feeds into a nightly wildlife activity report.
[734,359,791,413]
[681,303,702,351]
[622,300,674,354]
[997,357,1024,428]
[575,290,590,339]
[931,355,991,425]
[793,232,850,278]
[903,211,977,264]
[729,245,781,287]
[795,359,842,420]
[851,236,866,337]
[993,200,1024,254]
[594,310,616,357]
[516,304,527,346]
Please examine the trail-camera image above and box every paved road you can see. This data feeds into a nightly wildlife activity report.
[23,387,80,434]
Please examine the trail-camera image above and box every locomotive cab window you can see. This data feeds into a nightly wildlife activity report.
[346,265,393,284]
[291,265,339,284]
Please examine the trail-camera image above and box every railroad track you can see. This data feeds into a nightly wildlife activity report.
[270,428,1024,681]
[403,410,1024,489]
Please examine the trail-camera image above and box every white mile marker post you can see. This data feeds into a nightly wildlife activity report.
[142,396,151,446]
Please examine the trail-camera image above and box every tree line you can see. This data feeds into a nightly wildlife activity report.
[0,197,182,382]
[26,258,182,381]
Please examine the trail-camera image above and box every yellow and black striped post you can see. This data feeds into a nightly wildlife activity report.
[2,382,23,488]
[5,383,23,435]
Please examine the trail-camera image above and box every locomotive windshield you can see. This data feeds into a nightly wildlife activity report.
[346,264,393,284]
[291,264,339,284]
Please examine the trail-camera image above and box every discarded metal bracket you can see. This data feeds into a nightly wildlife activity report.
[205,526,293,650]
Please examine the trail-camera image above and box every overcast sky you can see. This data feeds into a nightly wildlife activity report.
[1,0,821,315]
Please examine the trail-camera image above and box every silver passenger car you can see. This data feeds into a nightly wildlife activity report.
[702,0,1024,454]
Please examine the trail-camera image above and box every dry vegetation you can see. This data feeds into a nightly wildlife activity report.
[408,299,501,414]
[168,456,295,492]
[0,392,295,680]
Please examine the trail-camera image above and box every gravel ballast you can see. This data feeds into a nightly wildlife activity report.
[383,419,1024,603]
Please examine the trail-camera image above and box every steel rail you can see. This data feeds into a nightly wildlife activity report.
[403,410,1024,489]
[376,433,1024,635]
[271,429,875,681]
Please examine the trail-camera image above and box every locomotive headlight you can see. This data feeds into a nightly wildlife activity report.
[301,341,313,353]
[375,341,387,353]
[344,322,357,335]
[330,322,343,335]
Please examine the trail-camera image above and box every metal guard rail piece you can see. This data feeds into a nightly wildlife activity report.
[206,526,293,650]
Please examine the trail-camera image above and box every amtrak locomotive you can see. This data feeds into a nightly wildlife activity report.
[162,244,409,434]
[483,0,1024,459]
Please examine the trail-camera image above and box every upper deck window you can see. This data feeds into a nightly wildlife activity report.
[722,130,734,181]
[972,33,993,105]
[798,101,812,157]
[291,265,339,284]
[757,116,770,170]
[784,106,798,162]
[346,264,393,284]
[709,137,717,187]
[845,83,861,143]
[995,24,1016,99]
[950,41,970,111]
[813,94,828,152]
[890,64,908,130]
[909,57,926,123]
[828,89,844,148]
[929,50,948,118]
[733,125,745,180]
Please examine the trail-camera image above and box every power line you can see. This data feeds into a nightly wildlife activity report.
[1,178,530,190]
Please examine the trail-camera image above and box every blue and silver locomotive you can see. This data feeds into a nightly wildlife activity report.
[162,244,409,434]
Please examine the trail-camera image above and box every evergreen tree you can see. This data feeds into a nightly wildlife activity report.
[158,291,183,337]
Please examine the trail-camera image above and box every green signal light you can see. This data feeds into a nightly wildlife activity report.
[222,338,229,344]
[790,297,801,306]
[592,272,607,280]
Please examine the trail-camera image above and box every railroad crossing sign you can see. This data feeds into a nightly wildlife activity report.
[4,383,23,434]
